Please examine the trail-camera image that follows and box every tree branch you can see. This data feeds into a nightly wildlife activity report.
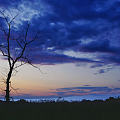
[7,24,12,68]
[9,13,19,24]
[0,10,9,26]
[21,57,42,72]
[0,48,14,62]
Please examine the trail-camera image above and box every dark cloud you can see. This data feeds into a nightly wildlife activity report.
[45,0,94,21]
[28,52,99,65]
[0,0,120,67]
[80,40,120,54]
[0,0,22,7]
[83,85,91,87]
[53,86,120,96]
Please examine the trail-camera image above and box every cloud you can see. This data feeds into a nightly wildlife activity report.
[28,52,100,65]
[0,0,22,7]
[79,39,120,54]
[1,0,120,67]
[52,86,120,96]
[83,85,91,87]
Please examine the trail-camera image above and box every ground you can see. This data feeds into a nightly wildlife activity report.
[0,99,120,120]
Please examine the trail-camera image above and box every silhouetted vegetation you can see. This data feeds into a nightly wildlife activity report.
[0,97,120,120]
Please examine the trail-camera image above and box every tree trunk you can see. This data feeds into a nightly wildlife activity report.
[5,69,12,102]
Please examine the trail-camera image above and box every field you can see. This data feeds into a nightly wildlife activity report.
[0,99,120,120]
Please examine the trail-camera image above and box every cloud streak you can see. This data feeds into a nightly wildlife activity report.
[52,86,120,96]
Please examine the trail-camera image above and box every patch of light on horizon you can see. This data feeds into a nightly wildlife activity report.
[81,38,94,44]
[63,50,99,61]
[47,47,54,51]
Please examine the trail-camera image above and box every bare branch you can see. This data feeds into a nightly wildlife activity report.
[0,44,8,50]
[9,13,19,24]
[7,23,12,68]
[25,23,30,42]
[0,48,14,62]
[14,43,27,63]
[13,61,27,69]
[21,56,43,73]
[0,10,19,25]
[10,82,19,91]
[26,32,38,45]
[14,38,24,49]
[0,10,9,25]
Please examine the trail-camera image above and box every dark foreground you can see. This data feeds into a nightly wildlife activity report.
[0,97,120,120]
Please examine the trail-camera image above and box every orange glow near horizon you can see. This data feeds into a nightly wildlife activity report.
[0,58,120,97]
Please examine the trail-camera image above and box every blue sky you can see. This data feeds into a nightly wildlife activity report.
[0,0,120,99]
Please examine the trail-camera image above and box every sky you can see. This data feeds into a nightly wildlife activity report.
[0,0,120,99]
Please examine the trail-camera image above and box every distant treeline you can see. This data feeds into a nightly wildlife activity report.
[0,96,120,103]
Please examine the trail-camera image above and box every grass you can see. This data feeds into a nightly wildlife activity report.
[0,98,120,120]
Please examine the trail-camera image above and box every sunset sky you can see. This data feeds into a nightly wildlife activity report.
[0,0,120,99]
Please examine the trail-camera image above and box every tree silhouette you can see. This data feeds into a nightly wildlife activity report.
[0,10,39,102]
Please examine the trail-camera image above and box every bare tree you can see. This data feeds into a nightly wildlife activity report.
[0,10,39,102]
